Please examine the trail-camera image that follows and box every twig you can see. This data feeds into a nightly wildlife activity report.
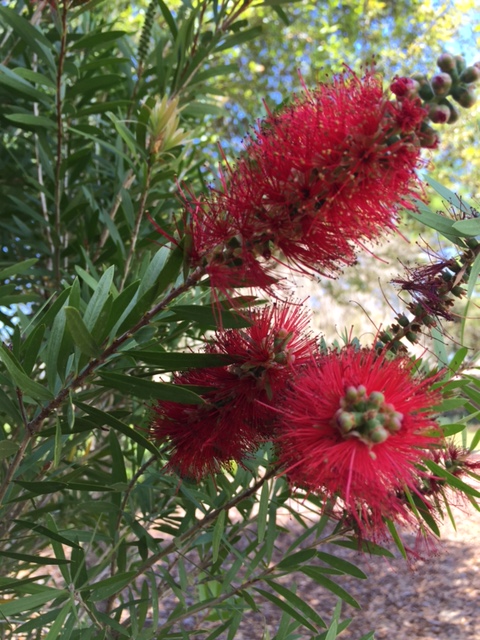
[93,170,135,262]
[53,0,69,285]
[120,162,153,290]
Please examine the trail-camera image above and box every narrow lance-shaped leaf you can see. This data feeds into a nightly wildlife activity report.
[0,343,53,402]
[64,306,101,357]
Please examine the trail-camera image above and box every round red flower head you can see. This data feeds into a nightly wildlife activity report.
[275,346,443,538]
[150,301,317,481]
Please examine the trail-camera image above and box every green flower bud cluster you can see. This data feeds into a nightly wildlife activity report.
[393,53,479,144]
[428,54,478,118]
[334,386,403,448]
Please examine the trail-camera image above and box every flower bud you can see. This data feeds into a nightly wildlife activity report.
[428,103,450,124]
[460,66,480,83]
[418,122,440,149]
[336,411,356,433]
[441,98,460,124]
[148,96,189,155]
[451,84,477,108]
[431,73,452,97]
[390,76,420,98]
[455,55,466,74]
[418,82,434,101]
[437,52,456,72]
[369,425,389,444]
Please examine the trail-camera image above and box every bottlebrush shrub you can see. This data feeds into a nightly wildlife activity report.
[0,2,479,637]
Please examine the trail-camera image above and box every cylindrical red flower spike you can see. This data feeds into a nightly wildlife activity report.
[187,70,427,287]
[275,346,443,538]
[150,302,317,480]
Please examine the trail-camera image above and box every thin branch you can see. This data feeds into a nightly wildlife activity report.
[127,466,279,584]
[53,0,69,285]
[120,162,153,290]
[93,170,136,262]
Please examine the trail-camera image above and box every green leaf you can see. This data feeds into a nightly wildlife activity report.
[265,580,326,628]
[212,509,226,564]
[0,258,38,281]
[0,7,55,72]
[467,250,480,300]
[5,113,56,129]
[13,520,81,549]
[316,552,367,579]
[0,596,69,624]
[333,538,394,557]
[276,548,317,570]
[75,401,160,456]
[0,343,53,402]
[156,0,178,38]
[422,459,480,498]
[172,305,251,329]
[0,440,19,460]
[97,372,205,404]
[127,350,233,370]
[408,201,463,241]
[0,551,69,567]
[257,480,269,545]
[83,265,115,331]
[253,588,317,632]
[425,175,479,217]
[0,64,50,103]
[385,520,407,560]
[88,571,137,601]
[64,306,101,357]
[452,219,480,236]
[217,25,263,52]
[300,568,360,609]
[43,602,71,640]
[14,480,114,495]
[22,323,45,376]
[107,111,143,158]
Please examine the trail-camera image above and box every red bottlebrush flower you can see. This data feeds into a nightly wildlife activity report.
[275,346,443,538]
[220,70,426,277]
[180,70,427,294]
[186,194,278,295]
[150,302,317,480]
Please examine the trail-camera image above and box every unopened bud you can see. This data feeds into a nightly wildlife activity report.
[148,96,189,155]
[455,55,466,74]
[460,66,480,83]
[428,103,451,124]
[437,52,456,72]
[451,84,477,108]
[441,98,460,124]
[345,386,359,402]
[337,411,356,433]
[390,76,420,98]
[418,122,440,149]
[369,425,389,444]
[369,391,385,408]
[431,73,452,97]
[418,82,434,101]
